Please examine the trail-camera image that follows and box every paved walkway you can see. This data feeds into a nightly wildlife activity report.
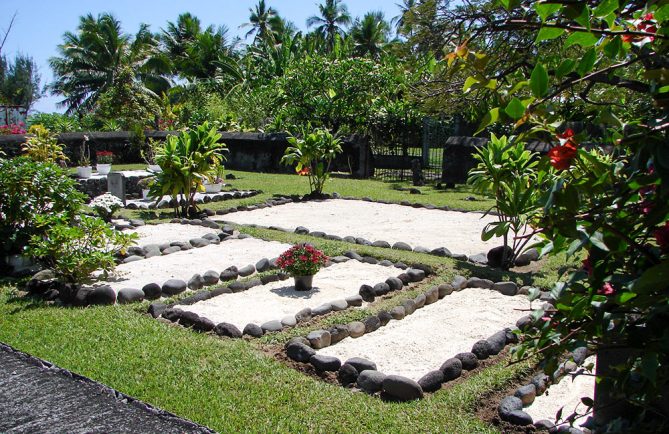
[0,343,214,434]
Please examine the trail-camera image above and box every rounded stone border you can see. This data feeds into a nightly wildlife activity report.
[125,189,260,210]
[0,341,215,434]
[283,273,530,402]
[495,346,591,432]
[150,252,427,340]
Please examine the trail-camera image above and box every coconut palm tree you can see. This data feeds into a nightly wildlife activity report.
[306,0,351,52]
[391,0,417,36]
[350,11,390,58]
[241,0,283,44]
[49,13,169,114]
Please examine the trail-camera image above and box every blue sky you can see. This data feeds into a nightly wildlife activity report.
[1,1,403,114]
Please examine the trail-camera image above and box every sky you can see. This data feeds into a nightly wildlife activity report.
[1,0,404,114]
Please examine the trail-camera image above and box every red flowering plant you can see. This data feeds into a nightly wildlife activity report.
[0,122,27,135]
[276,244,328,276]
[96,150,114,164]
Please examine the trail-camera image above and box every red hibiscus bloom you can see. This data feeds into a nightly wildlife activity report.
[556,128,574,140]
[548,141,578,171]
[297,167,311,176]
[598,282,615,296]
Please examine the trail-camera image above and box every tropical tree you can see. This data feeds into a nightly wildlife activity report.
[0,54,41,110]
[241,0,283,44]
[49,13,170,114]
[391,0,417,36]
[350,11,391,58]
[306,0,351,52]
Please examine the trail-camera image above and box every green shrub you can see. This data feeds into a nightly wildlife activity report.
[281,128,342,195]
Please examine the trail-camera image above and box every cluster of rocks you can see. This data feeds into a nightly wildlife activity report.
[284,273,529,401]
[116,221,236,264]
[497,347,590,432]
[125,189,260,210]
[75,173,148,199]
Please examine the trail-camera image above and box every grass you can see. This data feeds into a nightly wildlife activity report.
[1,169,573,432]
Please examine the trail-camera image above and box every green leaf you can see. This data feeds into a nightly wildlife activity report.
[475,107,500,135]
[617,292,637,303]
[327,88,336,98]
[593,0,618,18]
[556,59,576,78]
[536,27,565,42]
[504,97,526,120]
[535,3,561,21]
[565,32,599,48]
[632,260,669,293]
[463,76,478,92]
[530,63,549,98]
[576,48,597,77]
[656,4,669,21]
[603,36,622,59]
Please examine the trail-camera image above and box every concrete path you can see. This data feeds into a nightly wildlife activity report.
[0,343,214,434]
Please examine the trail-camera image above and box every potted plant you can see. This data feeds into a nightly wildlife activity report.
[76,136,92,178]
[142,138,162,173]
[137,177,155,200]
[204,164,225,193]
[276,244,328,291]
[89,192,124,222]
[96,150,114,175]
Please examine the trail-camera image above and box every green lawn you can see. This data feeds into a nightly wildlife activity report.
[1,170,570,433]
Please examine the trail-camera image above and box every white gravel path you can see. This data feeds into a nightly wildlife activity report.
[177,261,400,330]
[123,223,219,247]
[95,238,291,292]
[525,356,596,426]
[213,199,503,256]
[317,288,530,381]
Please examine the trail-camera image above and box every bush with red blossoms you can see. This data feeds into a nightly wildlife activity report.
[276,244,328,276]
[0,122,27,135]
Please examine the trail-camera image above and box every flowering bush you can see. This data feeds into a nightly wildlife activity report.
[0,122,26,135]
[89,193,124,222]
[276,244,328,276]
[281,128,342,195]
[96,150,114,164]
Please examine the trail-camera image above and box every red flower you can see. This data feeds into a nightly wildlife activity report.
[556,128,574,140]
[644,13,654,21]
[598,282,615,296]
[654,221,669,253]
[548,141,578,171]
[297,167,311,176]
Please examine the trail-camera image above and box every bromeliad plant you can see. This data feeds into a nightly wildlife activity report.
[276,244,328,276]
[281,127,343,196]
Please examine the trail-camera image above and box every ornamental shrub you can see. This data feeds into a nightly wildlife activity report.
[89,193,124,222]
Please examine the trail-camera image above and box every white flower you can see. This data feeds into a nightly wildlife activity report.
[89,193,124,213]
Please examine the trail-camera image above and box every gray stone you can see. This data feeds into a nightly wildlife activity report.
[142,283,161,300]
[466,277,494,289]
[504,410,534,426]
[330,299,348,311]
[455,352,479,370]
[505,328,520,344]
[202,233,219,241]
[147,303,166,318]
[331,256,350,263]
[345,357,377,373]
[377,310,392,326]
[261,320,283,333]
[342,236,357,244]
[117,287,144,304]
[382,375,424,401]
[309,354,341,372]
[451,275,467,290]
[438,283,454,298]
[487,330,508,355]
[498,395,524,418]
[189,238,211,248]
[87,286,116,305]
[243,323,263,338]
[357,370,386,394]
[394,262,408,269]
[451,253,468,261]
[328,325,349,344]
[493,281,518,296]
[286,342,316,363]
[307,330,331,349]
[386,277,403,291]
[514,253,532,267]
[406,268,425,282]
[238,264,255,277]
[310,231,326,238]
[281,315,297,327]
[210,287,232,297]
[397,273,410,285]
[516,315,534,330]
[402,299,417,315]
[295,307,312,322]
[418,370,444,393]
[338,364,359,386]
[373,282,390,296]
[378,260,393,267]
[161,246,181,255]
[345,295,363,307]
[255,258,271,272]
[348,321,365,338]
[440,358,463,381]
[161,279,187,296]
[193,317,216,332]
[219,267,238,281]
[514,384,537,406]
[229,281,248,292]
[260,274,280,285]
[430,247,452,257]
[534,420,556,431]
[414,294,426,308]
[392,241,412,251]
[468,253,488,264]
[523,248,540,262]
[363,316,381,333]
[487,245,514,268]
[344,251,363,261]
[359,284,375,302]
[471,340,493,360]
[294,226,309,234]
[412,246,430,254]
[372,240,391,248]
[362,256,378,265]
[123,255,144,264]
[518,286,532,295]
[202,270,220,285]
[285,337,310,348]
[389,306,406,320]
[176,311,199,327]
[424,287,439,304]
[127,246,145,256]
[572,347,588,365]
[355,238,372,246]
[187,274,205,290]
[312,303,332,316]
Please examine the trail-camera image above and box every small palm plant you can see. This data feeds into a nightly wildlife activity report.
[281,127,342,196]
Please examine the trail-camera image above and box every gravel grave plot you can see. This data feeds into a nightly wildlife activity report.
[94,238,291,293]
[122,223,220,246]
[317,288,530,381]
[213,199,502,256]
[176,261,398,330]
[525,356,596,426]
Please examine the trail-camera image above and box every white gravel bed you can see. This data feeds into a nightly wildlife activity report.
[177,261,399,330]
[213,199,502,256]
[95,238,291,292]
[525,356,596,426]
[317,288,530,381]
[123,223,220,247]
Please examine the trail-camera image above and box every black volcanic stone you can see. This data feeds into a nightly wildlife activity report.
[382,375,424,402]
[363,316,381,333]
[440,358,463,381]
[147,303,166,318]
[373,282,390,296]
[161,279,187,296]
[345,357,377,373]
[386,277,403,291]
[471,340,493,360]
[359,284,375,302]
[142,283,162,300]
[242,323,263,338]
[455,352,479,370]
[377,310,392,326]
[214,322,242,338]
[338,364,359,386]
[309,354,341,372]
[193,317,216,332]
[86,286,116,306]
[418,370,444,393]
[357,370,386,394]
